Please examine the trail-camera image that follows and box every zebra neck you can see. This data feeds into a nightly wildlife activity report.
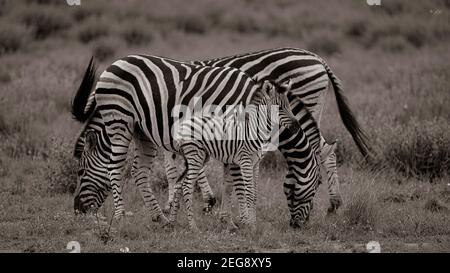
[244,103,273,149]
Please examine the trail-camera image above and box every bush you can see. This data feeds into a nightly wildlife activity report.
[77,19,110,43]
[120,20,154,46]
[375,118,450,179]
[0,113,7,135]
[379,0,408,16]
[0,66,12,83]
[221,11,263,34]
[378,35,412,53]
[0,23,31,55]
[306,32,341,56]
[45,139,78,194]
[18,5,72,39]
[175,15,208,34]
[344,19,369,39]
[365,17,430,49]
[91,37,123,62]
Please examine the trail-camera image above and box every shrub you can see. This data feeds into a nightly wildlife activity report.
[306,32,341,56]
[175,15,208,34]
[221,12,262,34]
[0,113,7,135]
[91,37,123,62]
[0,23,31,55]
[77,19,110,43]
[375,118,450,179]
[0,66,12,83]
[71,5,103,22]
[45,138,78,194]
[18,5,72,39]
[378,35,412,53]
[120,20,154,46]
[23,0,63,5]
[379,0,408,16]
[344,19,369,39]
[365,17,430,49]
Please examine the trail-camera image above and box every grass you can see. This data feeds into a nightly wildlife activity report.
[0,0,449,252]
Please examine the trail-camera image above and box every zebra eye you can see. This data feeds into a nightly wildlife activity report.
[78,170,85,176]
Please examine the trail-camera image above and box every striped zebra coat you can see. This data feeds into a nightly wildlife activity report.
[164,47,370,222]
[73,47,369,228]
[168,80,300,230]
[72,54,312,225]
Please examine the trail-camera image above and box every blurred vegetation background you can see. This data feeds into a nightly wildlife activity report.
[0,0,449,252]
[0,0,449,195]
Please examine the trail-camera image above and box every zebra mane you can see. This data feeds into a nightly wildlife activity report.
[71,56,97,123]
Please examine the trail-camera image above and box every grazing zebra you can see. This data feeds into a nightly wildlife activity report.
[168,80,300,230]
[71,54,288,224]
[164,47,370,217]
[72,47,369,227]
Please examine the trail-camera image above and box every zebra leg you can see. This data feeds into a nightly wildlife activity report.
[132,136,169,226]
[163,151,178,214]
[163,151,216,214]
[180,145,207,232]
[219,164,238,231]
[106,133,133,220]
[320,140,342,213]
[248,161,260,224]
[238,159,257,229]
[230,164,252,228]
[197,167,216,213]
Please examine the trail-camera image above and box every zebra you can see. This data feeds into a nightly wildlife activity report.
[163,47,370,217]
[167,80,300,230]
[71,54,294,225]
[72,47,370,227]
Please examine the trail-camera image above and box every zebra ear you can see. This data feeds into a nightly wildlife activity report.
[331,140,338,151]
[84,129,97,152]
[321,141,336,158]
[279,79,292,94]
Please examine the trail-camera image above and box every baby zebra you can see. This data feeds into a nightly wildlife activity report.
[168,80,300,231]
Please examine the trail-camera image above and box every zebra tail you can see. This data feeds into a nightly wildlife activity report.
[71,56,97,123]
[323,62,372,159]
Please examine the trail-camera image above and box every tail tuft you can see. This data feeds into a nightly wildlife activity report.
[324,62,372,158]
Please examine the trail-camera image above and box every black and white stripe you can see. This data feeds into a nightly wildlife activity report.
[167,80,301,230]
[72,54,270,224]
[165,47,368,217]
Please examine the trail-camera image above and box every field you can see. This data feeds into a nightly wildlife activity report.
[0,0,450,253]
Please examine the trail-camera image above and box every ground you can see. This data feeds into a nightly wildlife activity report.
[0,0,449,253]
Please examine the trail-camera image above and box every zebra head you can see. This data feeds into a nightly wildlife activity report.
[73,128,110,215]
[263,79,300,134]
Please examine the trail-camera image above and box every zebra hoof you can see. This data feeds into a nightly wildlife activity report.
[327,197,343,214]
[163,202,172,214]
[202,196,216,214]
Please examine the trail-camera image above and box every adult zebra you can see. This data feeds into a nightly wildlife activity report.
[164,47,370,216]
[72,54,313,226]
[72,48,370,227]
[169,80,301,230]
